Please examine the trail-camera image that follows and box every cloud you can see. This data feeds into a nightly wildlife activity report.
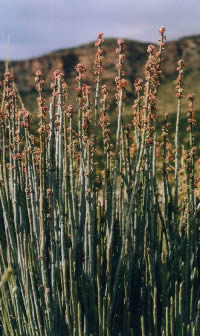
[0,0,200,60]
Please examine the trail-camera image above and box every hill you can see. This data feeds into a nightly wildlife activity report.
[1,35,200,90]
[1,35,200,145]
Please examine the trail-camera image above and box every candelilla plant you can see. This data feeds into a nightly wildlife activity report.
[0,28,200,336]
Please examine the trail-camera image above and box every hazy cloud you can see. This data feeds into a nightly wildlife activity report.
[0,0,200,60]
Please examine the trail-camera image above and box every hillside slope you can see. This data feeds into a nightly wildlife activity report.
[1,35,200,141]
[1,35,199,91]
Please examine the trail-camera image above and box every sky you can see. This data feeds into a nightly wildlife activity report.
[0,0,200,60]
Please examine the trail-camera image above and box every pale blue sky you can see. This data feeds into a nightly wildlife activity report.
[0,0,200,60]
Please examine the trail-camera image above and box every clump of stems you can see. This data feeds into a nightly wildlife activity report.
[0,27,200,336]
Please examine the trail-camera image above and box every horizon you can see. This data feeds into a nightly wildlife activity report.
[3,31,200,63]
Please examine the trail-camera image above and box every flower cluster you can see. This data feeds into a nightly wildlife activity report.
[75,64,86,81]
[98,85,111,170]
[66,104,73,118]
[94,32,104,76]
[35,70,45,93]
[35,70,49,136]
[115,40,127,104]
[19,108,32,130]
[52,69,63,81]
[160,115,174,173]
[187,93,196,130]
[3,72,16,115]
[75,64,87,107]
[158,26,166,48]
[176,60,184,98]
[132,78,144,130]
